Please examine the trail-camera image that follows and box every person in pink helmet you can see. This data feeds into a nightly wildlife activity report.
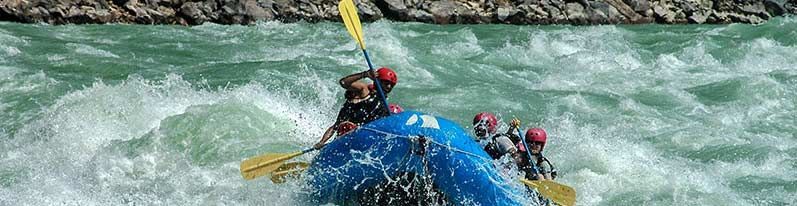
[516,128,557,180]
[472,112,523,161]
[314,68,398,149]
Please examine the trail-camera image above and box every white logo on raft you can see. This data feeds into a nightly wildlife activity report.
[405,114,440,129]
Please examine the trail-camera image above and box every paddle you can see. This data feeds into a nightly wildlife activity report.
[338,0,391,115]
[270,162,310,183]
[239,148,315,180]
[519,178,577,206]
[516,127,577,206]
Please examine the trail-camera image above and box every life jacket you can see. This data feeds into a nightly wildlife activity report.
[483,133,516,160]
[518,155,557,180]
[335,90,389,126]
[539,157,558,180]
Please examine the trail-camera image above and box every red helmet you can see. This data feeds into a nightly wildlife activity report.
[526,128,547,150]
[472,112,497,134]
[376,67,397,86]
[389,103,403,114]
[337,122,358,136]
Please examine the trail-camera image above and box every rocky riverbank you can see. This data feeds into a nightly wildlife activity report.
[0,0,794,26]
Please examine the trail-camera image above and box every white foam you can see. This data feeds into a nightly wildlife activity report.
[431,28,484,59]
[67,43,120,58]
[736,38,797,73]
[365,21,435,85]
[2,46,20,56]
[2,73,338,205]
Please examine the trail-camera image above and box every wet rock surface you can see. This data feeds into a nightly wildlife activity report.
[0,0,794,25]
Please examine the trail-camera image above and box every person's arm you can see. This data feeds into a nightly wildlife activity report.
[314,125,336,149]
[338,71,372,99]
[506,118,521,134]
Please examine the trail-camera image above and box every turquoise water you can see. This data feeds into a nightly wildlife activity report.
[1,17,796,205]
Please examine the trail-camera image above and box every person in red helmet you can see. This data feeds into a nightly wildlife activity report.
[314,67,398,149]
[516,128,557,180]
[472,112,523,161]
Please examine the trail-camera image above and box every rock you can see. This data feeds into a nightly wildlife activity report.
[356,0,383,21]
[680,1,698,15]
[728,12,764,24]
[477,10,493,23]
[653,4,675,23]
[708,11,731,23]
[375,0,408,20]
[741,2,766,15]
[529,4,548,17]
[427,0,457,24]
[408,8,433,22]
[496,6,518,21]
[764,0,786,16]
[623,0,649,12]
[298,3,320,17]
[688,12,706,23]
[565,2,587,24]
[523,5,548,23]
[90,9,115,22]
[546,5,567,23]
[383,0,407,12]
[273,0,298,21]
[179,2,212,24]
[599,0,640,22]
[244,0,272,21]
[111,0,130,6]
[590,1,623,23]
[23,5,45,22]
[67,6,84,18]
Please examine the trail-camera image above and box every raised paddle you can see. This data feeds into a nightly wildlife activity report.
[338,0,391,115]
[239,148,314,180]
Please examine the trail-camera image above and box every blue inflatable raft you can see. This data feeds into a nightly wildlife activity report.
[303,111,530,205]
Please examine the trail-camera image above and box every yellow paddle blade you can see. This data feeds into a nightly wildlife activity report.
[520,179,577,206]
[338,0,365,49]
[239,151,303,180]
[270,162,310,183]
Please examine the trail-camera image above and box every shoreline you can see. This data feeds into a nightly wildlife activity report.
[0,0,794,26]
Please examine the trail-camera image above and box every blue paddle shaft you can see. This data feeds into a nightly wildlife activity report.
[361,49,391,115]
[517,128,541,175]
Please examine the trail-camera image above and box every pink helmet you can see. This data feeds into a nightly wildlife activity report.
[472,112,497,134]
[526,128,548,150]
[389,103,403,114]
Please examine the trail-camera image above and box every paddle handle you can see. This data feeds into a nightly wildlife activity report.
[361,49,391,115]
[517,128,541,175]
